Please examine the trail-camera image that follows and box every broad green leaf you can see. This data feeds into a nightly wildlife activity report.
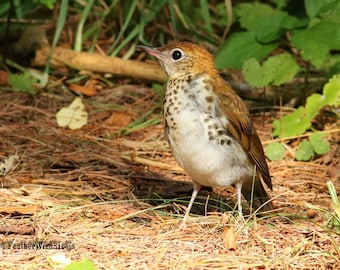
[305,0,325,18]
[235,3,274,31]
[309,133,330,154]
[243,54,300,88]
[56,97,88,130]
[291,21,340,67]
[322,74,340,106]
[305,0,340,20]
[320,1,340,23]
[262,54,300,86]
[281,14,309,29]
[305,74,340,119]
[215,32,278,69]
[272,107,311,138]
[265,142,285,161]
[242,58,267,88]
[295,140,314,161]
[255,12,286,43]
[305,93,325,120]
[8,72,37,94]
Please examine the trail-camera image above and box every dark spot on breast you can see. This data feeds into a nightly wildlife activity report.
[205,96,214,103]
[217,130,224,136]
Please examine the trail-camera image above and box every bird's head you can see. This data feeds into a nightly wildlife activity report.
[138,41,217,78]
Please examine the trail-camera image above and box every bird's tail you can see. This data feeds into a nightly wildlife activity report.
[241,176,273,212]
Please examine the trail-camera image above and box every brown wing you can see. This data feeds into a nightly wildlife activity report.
[214,80,272,190]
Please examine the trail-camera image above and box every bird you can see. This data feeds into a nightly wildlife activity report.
[138,41,273,226]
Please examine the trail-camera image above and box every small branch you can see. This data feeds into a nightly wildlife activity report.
[33,46,167,83]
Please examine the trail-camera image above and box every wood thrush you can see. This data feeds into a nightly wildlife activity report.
[139,41,273,226]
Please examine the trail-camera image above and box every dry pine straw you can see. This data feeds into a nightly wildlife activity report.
[0,86,339,270]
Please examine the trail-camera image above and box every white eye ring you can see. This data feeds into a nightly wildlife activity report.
[171,49,184,61]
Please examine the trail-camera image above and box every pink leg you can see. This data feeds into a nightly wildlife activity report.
[180,181,201,228]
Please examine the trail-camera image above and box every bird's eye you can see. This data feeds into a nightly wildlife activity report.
[172,50,183,60]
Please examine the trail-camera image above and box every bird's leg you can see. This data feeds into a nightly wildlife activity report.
[235,182,244,220]
[180,181,201,229]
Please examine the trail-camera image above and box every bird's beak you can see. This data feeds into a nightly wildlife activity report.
[137,45,165,61]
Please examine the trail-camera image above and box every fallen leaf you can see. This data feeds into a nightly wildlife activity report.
[0,70,9,85]
[223,226,236,250]
[56,97,88,130]
[69,83,97,96]
[105,111,132,127]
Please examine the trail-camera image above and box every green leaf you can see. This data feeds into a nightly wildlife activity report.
[242,54,300,88]
[305,0,325,18]
[295,140,314,161]
[63,258,97,270]
[272,107,311,138]
[272,75,340,138]
[242,58,266,88]
[255,12,286,43]
[8,72,37,94]
[281,14,309,29]
[235,2,289,43]
[235,3,274,31]
[262,54,300,86]
[305,0,340,19]
[305,93,325,120]
[265,142,285,161]
[215,32,278,69]
[322,74,340,106]
[309,133,330,154]
[291,21,340,67]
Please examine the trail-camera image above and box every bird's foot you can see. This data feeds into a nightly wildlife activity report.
[235,212,248,235]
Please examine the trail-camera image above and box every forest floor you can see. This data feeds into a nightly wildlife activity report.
[0,82,339,269]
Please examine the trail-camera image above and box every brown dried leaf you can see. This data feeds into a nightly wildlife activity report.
[223,226,236,250]
[105,112,132,127]
[0,70,8,85]
[69,83,97,96]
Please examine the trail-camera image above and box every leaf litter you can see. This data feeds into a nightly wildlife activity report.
[0,84,339,269]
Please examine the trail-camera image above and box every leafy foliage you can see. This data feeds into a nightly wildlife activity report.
[264,142,285,161]
[295,140,314,161]
[242,54,299,88]
[266,75,339,161]
[216,0,340,76]
[273,74,340,138]
[7,72,37,94]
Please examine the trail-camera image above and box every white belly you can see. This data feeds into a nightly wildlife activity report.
[167,108,253,187]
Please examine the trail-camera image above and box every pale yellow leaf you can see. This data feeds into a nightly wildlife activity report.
[56,97,88,130]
